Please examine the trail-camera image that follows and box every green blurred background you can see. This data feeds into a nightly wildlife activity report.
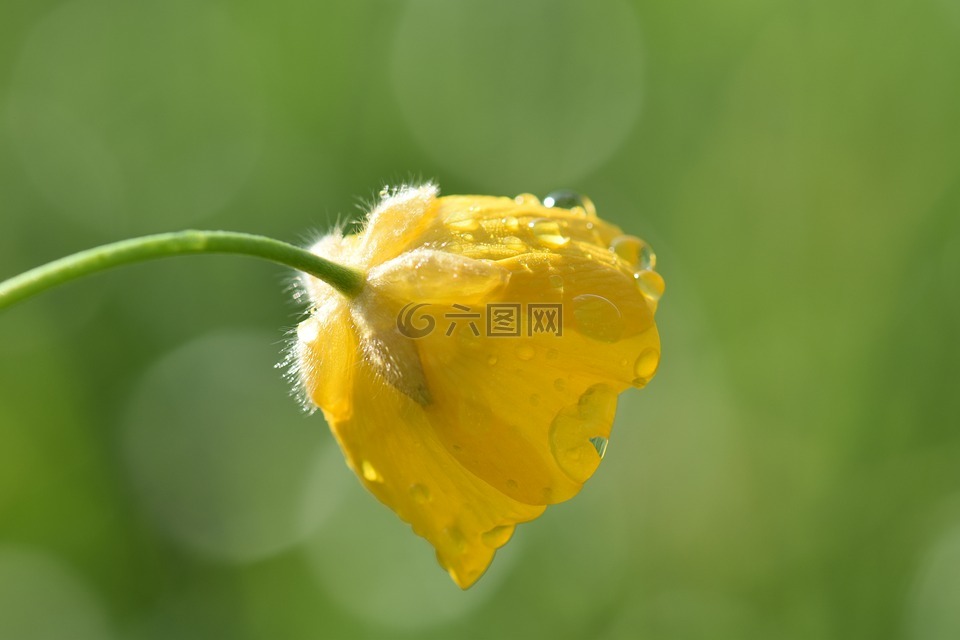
[1,0,959,638]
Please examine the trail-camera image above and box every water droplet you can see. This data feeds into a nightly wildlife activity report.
[507,478,519,490]
[641,247,656,270]
[634,269,665,302]
[410,483,431,504]
[296,317,320,344]
[572,294,624,342]
[546,348,559,360]
[446,526,467,553]
[501,216,520,232]
[515,345,535,361]
[589,436,609,459]
[361,460,383,483]
[610,235,655,269]
[461,233,475,242]
[633,348,660,385]
[543,190,596,216]
[549,384,617,482]
[530,393,541,406]
[529,219,570,248]
[501,235,526,252]
[487,355,499,366]
[515,193,540,205]
[446,217,479,232]
[553,377,567,392]
[549,274,564,289]
[379,186,391,198]
[481,525,515,549]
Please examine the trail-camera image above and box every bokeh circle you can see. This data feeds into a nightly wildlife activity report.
[391,0,644,193]
[122,330,341,563]
[7,0,262,234]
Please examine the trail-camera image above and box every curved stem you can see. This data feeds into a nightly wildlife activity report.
[0,230,364,311]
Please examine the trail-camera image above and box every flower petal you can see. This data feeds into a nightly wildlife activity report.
[315,357,545,589]
[368,248,510,305]
[416,195,626,261]
[357,184,441,265]
[417,253,660,505]
[296,299,359,423]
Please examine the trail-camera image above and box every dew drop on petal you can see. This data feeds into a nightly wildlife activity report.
[554,377,567,392]
[515,193,540,205]
[515,345,535,361]
[501,235,527,253]
[297,317,320,344]
[633,347,660,382]
[507,479,519,490]
[481,524,515,549]
[634,269,665,302]
[640,246,656,270]
[549,274,564,289]
[543,190,596,216]
[610,235,656,270]
[610,235,641,264]
[501,216,520,232]
[589,436,609,459]
[549,384,617,482]
[529,219,570,248]
[410,483,431,504]
[488,355,499,366]
[446,526,467,553]
[546,348,559,361]
[361,460,383,483]
[530,393,541,406]
[572,294,624,343]
[446,217,479,232]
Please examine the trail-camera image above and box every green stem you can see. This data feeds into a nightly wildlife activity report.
[0,230,365,311]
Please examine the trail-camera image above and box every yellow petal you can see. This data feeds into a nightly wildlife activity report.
[357,184,441,265]
[296,299,358,423]
[340,250,512,405]
[417,253,660,505]
[316,353,545,589]
[368,248,510,305]
[416,195,626,262]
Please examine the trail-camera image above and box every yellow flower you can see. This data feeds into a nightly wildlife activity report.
[293,184,663,588]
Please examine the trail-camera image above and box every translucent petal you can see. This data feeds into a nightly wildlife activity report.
[418,253,660,505]
[297,299,359,423]
[368,249,510,305]
[357,184,441,265]
[313,358,545,589]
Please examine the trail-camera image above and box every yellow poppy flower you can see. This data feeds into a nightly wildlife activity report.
[292,184,663,588]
